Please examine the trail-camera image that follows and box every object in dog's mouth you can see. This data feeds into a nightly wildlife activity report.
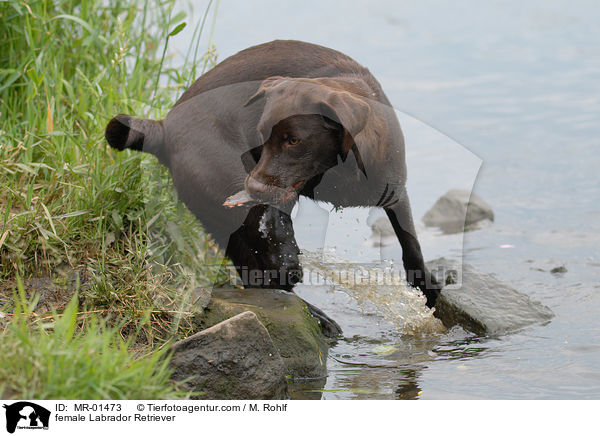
[224,180,304,208]
[223,190,255,208]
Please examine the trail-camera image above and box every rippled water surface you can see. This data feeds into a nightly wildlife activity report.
[173,0,600,399]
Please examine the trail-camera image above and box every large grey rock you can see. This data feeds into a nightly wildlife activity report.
[198,288,329,380]
[170,311,289,399]
[423,189,494,233]
[428,258,554,335]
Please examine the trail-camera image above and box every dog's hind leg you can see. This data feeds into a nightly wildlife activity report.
[384,189,441,308]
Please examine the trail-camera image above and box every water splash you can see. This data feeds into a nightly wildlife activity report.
[300,249,446,335]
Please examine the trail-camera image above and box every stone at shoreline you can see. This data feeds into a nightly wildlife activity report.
[423,189,494,233]
[170,311,288,400]
[428,258,554,335]
[197,287,329,380]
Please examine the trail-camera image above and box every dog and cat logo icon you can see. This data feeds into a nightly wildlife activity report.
[2,402,50,433]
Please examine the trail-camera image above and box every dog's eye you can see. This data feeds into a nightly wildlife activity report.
[286,137,300,146]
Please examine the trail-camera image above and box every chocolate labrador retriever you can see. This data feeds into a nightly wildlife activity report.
[105,40,441,335]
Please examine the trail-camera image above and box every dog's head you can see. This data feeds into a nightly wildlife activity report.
[243,76,382,205]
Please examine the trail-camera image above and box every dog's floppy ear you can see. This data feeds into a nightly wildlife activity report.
[316,85,371,156]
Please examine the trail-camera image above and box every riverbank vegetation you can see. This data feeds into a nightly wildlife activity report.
[0,0,224,398]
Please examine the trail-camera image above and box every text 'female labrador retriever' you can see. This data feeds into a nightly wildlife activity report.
[105,40,441,336]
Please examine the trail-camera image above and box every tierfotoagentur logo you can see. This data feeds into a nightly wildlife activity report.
[2,402,50,434]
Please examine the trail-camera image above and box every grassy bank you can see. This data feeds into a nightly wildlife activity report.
[0,281,187,399]
[0,0,226,398]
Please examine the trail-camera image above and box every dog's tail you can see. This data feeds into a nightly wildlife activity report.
[105,114,165,159]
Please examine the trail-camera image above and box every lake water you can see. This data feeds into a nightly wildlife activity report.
[171,0,600,399]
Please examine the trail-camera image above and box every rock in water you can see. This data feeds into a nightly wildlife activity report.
[423,189,494,233]
[170,311,288,399]
[199,288,329,380]
[428,258,554,335]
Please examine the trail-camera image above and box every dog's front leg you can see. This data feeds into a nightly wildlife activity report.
[224,204,342,337]
[384,189,441,308]
[225,205,302,290]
